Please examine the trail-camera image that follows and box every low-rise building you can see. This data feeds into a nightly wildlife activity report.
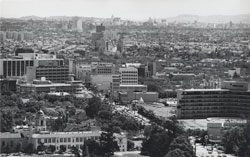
[17,78,85,95]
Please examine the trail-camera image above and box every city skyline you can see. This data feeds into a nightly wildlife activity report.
[1,0,250,20]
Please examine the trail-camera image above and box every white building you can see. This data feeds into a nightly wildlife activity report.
[119,67,138,85]
[77,19,83,32]
[31,131,101,151]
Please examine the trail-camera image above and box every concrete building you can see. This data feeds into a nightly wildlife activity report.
[0,58,34,79]
[207,123,222,142]
[91,62,116,75]
[77,19,83,32]
[177,81,250,119]
[31,131,101,152]
[96,24,105,33]
[111,67,148,99]
[207,119,247,142]
[228,68,241,77]
[119,67,138,85]
[75,64,92,83]
[26,66,69,83]
[114,133,127,152]
[0,78,17,94]
[0,133,27,153]
[17,78,85,95]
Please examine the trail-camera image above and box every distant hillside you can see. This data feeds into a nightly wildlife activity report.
[165,14,250,24]
[19,14,250,24]
[20,16,44,20]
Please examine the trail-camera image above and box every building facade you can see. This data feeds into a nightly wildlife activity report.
[177,81,250,119]
[17,78,84,95]
[26,66,69,83]
[0,59,34,78]
[119,67,138,85]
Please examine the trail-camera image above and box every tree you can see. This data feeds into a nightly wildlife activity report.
[98,110,112,121]
[85,96,102,118]
[222,121,250,156]
[147,83,159,92]
[23,143,35,154]
[141,127,171,157]
[164,148,185,157]
[168,135,193,157]
[127,140,135,151]
[15,142,22,153]
[47,145,56,154]
[59,145,66,154]
[82,139,100,156]
[37,142,46,153]
[50,117,67,131]
[99,131,119,155]
[71,146,80,157]
[0,111,14,132]
[222,126,244,155]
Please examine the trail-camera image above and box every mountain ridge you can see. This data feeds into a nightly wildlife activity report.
[5,14,250,24]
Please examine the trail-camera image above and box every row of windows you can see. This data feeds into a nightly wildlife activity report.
[121,71,137,73]
[38,136,99,144]
[3,60,33,77]
[2,140,14,147]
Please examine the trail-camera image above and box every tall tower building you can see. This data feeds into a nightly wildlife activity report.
[77,19,83,32]
[35,110,46,132]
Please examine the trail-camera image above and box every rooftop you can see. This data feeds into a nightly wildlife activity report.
[32,131,102,138]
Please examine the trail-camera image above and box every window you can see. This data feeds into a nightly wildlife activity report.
[76,138,79,142]
[64,138,67,142]
[2,141,5,147]
[48,138,51,143]
[80,137,83,142]
[44,138,47,143]
[68,138,71,142]
[38,139,41,143]
[52,138,56,143]
[10,141,13,147]
[60,138,63,142]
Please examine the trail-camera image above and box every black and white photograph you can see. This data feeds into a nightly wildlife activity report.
[0,0,250,156]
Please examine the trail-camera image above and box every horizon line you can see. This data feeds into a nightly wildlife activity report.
[1,13,250,22]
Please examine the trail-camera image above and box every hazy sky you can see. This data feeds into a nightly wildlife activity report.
[1,0,250,20]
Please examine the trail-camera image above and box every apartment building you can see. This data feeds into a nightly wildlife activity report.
[177,81,250,119]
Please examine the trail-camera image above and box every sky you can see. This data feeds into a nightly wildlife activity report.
[0,0,250,20]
